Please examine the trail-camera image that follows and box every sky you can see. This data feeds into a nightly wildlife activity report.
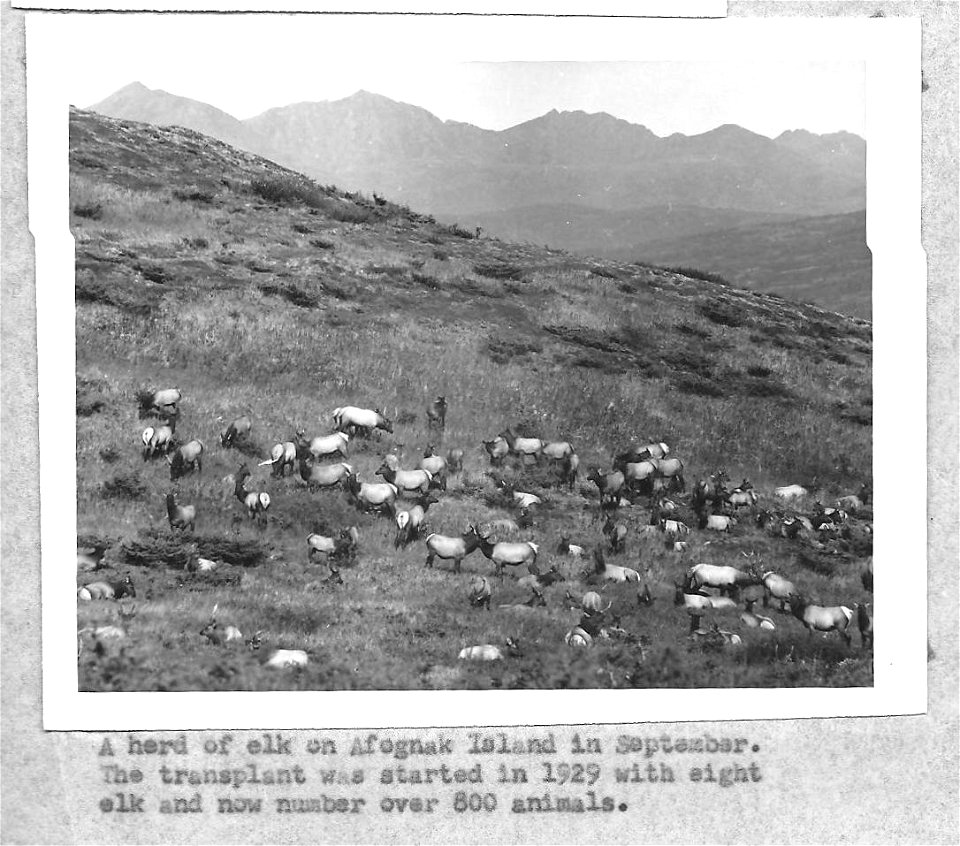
[32,14,865,138]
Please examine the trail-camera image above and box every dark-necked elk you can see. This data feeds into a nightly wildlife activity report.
[475,529,539,580]
[686,563,756,597]
[297,450,354,491]
[166,492,196,532]
[219,415,252,449]
[860,557,873,592]
[499,428,543,464]
[426,395,447,433]
[602,515,628,553]
[425,525,482,573]
[838,483,871,513]
[259,437,298,477]
[296,429,349,461]
[419,445,448,490]
[137,387,181,420]
[589,548,640,584]
[167,439,204,481]
[394,492,440,548]
[234,464,270,527]
[142,418,176,460]
[541,440,575,462]
[344,473,398,516]
[446,448,464,474]
[789,594,854,645]
[332,406,393,437]
[377,457,433,496]
[78,575,136,601]
[587,468,626,507]
[468,576,492,610]
[482,436,510,467]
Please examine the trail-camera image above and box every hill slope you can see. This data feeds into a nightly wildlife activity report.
[70,107,873,692]
[615,210,872,319]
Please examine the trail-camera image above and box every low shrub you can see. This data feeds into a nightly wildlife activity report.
[486,335,543,364]
[310,238,335,250]
[672,373,725,398]
[101,473,148,500]
[259,283,320,309]
[698,301,746,327]
[474,262,524,281]
[172,189,214,204]
[667,266,731,286]
[73,202,103,220]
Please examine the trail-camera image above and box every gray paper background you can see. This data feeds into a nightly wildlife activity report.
[2,2,957,842]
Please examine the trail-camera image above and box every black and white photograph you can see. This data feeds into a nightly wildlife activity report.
[56,16,890,698]
[3,3,957,844]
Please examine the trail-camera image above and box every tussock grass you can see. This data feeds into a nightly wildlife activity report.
[73,107,873,691]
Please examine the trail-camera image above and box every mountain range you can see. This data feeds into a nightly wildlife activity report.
[88,82,870,316]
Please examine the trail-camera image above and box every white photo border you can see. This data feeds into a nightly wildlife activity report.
[29,12,926,729]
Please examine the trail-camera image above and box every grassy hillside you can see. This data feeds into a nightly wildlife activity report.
[622,211,872,319]
[71,107,873,691]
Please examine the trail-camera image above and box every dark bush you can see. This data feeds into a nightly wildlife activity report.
[292,223,312,234]
[172,189,214,204]
[590,267,621,280]
[672,373,725,398]
[310,238,335,250]
[101,473,147,500]
[474,263,524,281]
[667,266,731,286]
[73,202,103,220]
[445,224,476,239]
[487,335,543,364]
[123,529,266,569]
[258,283,319,309]
[675,322,711,340]
[99,447,121,464]
[737,376,794,399]
[660,347,714,378]
[136,263,168,284]
[698,301,746,327]
[412,272,441,291]
[77,396,105,417]
[747,364,773,378]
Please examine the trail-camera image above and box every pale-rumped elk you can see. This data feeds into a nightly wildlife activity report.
[426,396,448,430]
[332,406,393,437]
[475,530,539,580]
[142,418,176,460]
[482,436,510,467]
[424,526,482,574]
[376,458,433,496]
[167,439,204,481]
[499,428,543,464]
[468,576,492,610]
[590,548,640,583]
[685,563,756,597]
[219,415,252,449]
[166,492,196,532]
[602,515,628,553]
[761,570,797,611]
[259,437,298,477]
[587,468,626,506]
[394,492,440,548]
[789,594,854,645]
[296,430,350,461]
[343,473,398,516]
[78,575,136,601]
[458,637,521,661]
[234,464,270,527]
[137,387,181,419]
